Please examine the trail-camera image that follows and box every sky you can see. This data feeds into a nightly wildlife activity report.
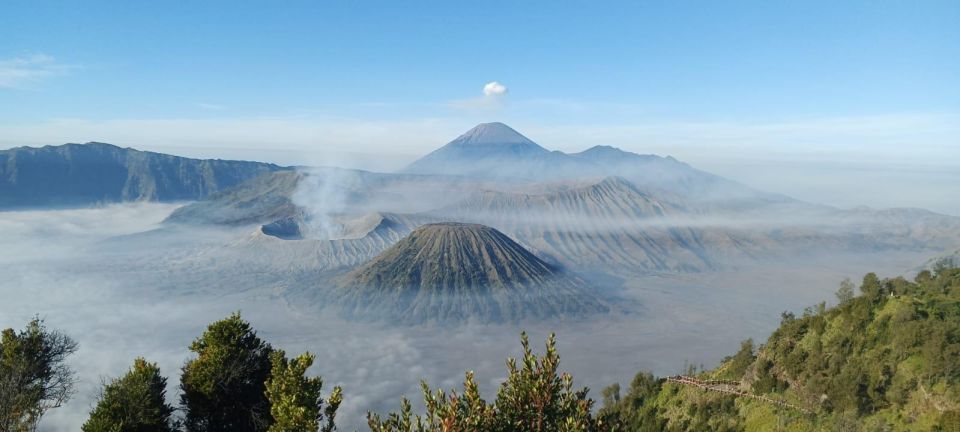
[1,0,959,213]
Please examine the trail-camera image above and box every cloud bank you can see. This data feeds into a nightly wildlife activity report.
[0,198,936,430]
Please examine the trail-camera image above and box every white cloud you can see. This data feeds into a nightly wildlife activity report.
[450,81,509,110]
[482,81,507,97]
[0,54,74,89]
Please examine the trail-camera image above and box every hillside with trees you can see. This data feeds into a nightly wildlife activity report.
[600,264,960,431]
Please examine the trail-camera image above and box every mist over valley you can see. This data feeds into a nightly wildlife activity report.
[2,123,954,430]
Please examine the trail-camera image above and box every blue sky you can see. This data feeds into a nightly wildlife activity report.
[1,1,959,213]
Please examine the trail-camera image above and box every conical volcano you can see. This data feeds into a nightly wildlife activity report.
[332,223,608,323]
[402,123,572,179]
[444,122,542,147]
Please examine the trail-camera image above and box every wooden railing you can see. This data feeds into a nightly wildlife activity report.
[665,375,812,414]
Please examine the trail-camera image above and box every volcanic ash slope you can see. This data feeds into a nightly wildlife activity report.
[331,223,609,324]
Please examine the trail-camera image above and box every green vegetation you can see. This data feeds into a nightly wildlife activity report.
[368,333,607,432]
[180,313,275,432]
[266,351,342,432]
[0,318,78,432]
[82,358,175,432]
[0,313,341,432]
[601,266,960,431]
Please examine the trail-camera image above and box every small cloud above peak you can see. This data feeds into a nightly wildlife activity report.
[450,82,509,110]
[482,81,507,97]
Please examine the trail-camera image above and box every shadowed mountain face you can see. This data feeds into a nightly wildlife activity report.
[330,223,609,323]
[0,142,284,208]
[165,170,303,226]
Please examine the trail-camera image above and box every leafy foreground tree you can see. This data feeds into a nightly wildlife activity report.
[0,318,78,432]
[265,350,342,432]
[368,333,607,432]
[82,358,175,432]
[180,312,274,432]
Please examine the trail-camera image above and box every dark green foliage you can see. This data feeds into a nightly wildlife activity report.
[82,358,175,432]
[0,318,78,432]
[722,339,754,380]
[750,359,787,395]
[368,333,607,432]
[860,272,883,300]
[180,312,274,432]
[599,372,663,432]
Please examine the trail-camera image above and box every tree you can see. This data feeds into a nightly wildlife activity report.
[493,333,599,432]
[82,358,175,432]
[932,256,958,276]
[265,351,342,432]
[368,333,607,432]
[860,272,882,300]
[180,312,274,432]
[836,278,855,303]
[0,318,78,432]
[599,372,663,432]
[724,339,754,379]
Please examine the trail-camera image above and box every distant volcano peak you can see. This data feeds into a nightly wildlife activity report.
[451,122,538,146]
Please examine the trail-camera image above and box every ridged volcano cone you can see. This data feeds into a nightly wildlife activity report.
[334,223,608,323]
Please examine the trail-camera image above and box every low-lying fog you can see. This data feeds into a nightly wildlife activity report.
[0,204,932,431]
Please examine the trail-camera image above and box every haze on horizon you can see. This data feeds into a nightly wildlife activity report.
[2,1,959,215]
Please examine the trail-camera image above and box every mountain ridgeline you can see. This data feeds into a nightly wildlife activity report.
[329,223,609,323]
[0,142,285,208]
[10,123,960,325]
[146,122,960,323]
[402,122,764,201]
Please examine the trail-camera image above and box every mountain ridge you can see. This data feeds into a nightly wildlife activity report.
[401,123,770,203]
[0,142,286,209]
